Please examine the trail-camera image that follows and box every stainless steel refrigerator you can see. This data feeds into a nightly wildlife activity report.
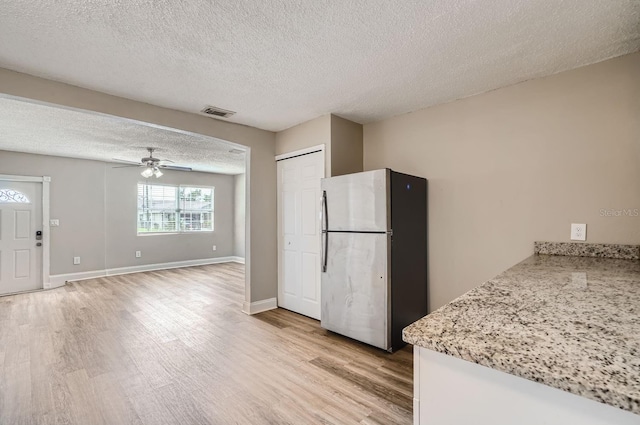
[320,169,428,352]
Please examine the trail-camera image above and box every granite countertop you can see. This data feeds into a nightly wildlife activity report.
[403,242,640,415]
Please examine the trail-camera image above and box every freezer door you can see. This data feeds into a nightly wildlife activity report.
[321,169,389,232]
[321,232,390,350]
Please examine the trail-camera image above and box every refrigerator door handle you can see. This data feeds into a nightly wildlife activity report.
[321,190,328,272]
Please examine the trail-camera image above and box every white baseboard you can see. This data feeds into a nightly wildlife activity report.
[106,256,237,276]
[49,270,107,287]
[242,297,277,315]
[49,257,241,285]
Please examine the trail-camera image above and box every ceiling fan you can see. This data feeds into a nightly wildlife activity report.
[112,147,192,178]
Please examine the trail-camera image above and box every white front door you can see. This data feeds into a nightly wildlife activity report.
[277,150,324,319]
[0,181,43,295]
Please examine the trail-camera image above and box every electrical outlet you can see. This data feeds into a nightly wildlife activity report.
[50,219,60,227]
[135,251,141,258]
[212,245,217,251]
[570,223,587,241]
[73,256,81,265]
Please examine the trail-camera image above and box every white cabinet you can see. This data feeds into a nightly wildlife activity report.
[414,347,640,425]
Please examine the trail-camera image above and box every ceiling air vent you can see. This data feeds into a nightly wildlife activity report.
[200,105,236,118]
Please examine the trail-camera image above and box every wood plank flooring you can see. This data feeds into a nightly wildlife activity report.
[0,263,413,425]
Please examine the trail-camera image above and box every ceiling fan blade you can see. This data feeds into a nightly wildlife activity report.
[112,158,143,165]
[160,165,192,171]
[113,152,189,172]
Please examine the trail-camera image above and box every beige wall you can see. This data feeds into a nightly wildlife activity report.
[0,150,236,274]
[0,68,276,303]
[0,151,106,274]
[234,173,246,258]
[331,115,363,176]
[364,52,640,311]
[275,114,331,175]
[275,114,363,177]
[105,164,235,269]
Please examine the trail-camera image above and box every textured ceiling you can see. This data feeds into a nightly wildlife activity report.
[0,1,639,132]
[0,96,246,175]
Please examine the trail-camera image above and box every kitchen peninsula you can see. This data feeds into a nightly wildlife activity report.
[403,242,640,425]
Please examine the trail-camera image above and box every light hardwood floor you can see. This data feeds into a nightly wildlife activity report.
[0,263,413,425]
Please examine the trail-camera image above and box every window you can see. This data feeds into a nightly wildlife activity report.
[179,186,214,231]
[137,184,214,234]
[0,189,30,203]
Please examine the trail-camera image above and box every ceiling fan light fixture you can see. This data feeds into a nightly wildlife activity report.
[141,167,154,178]
[115,147,190,176]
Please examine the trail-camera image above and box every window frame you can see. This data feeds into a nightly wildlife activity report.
[137,182,215,235]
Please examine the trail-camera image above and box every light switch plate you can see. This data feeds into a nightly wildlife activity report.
[570,223,587,241]
[50,219,60,226]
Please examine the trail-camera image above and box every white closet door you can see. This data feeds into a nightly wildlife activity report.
[277,150,324,319]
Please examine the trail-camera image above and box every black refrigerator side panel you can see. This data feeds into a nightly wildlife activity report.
[390,171,428,351]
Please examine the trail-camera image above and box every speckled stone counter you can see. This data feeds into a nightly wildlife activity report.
[403,249,640,415]
[534,241,640,260]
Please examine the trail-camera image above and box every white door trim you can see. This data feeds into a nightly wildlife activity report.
[242,147,252,315]
[275,144,325,161]
[0,174,51,289]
